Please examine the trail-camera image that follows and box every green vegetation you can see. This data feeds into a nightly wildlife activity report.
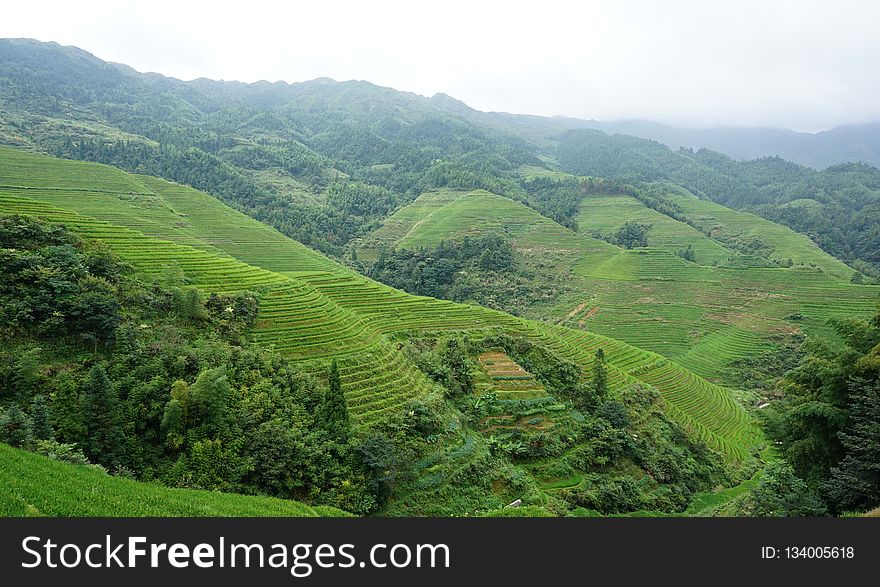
[4,40,878,518]
[557,129,880,275]
[0,148,763,517]
[758,304,880,514]
[353,177,878,392]
[0,444,347,517]
[0,215,390,514]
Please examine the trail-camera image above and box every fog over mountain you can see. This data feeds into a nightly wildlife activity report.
[2,0,880,132]
[544,119,880,169]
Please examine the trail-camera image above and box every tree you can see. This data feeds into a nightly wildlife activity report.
[613,221,652,249]
[824,380,880,513]
[598,400,629,428]
[317,360,350,442]
[246,418,311,496]
[441,338,474,397]
[593,348,609,399]
[30,394,53,440]
[357,432,399,506]
[80,364,125,467]
[744,462,827,517]
[11,347,42,399]
[50,372,85,444]
[0,404,33,447]
[677,244,696,262]
[161,398,185,449]
[188,438,248,492]
[188,368,230,436]
[67,276,121,352]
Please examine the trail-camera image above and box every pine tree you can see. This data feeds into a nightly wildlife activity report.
[824,380,880,513]
[0,404,32,447]
[317,360,350,442]
[80,364,125,467]
[12,348,42,399]
[593,348,609,399]
[50,372,86,444]
[30,394,53,440]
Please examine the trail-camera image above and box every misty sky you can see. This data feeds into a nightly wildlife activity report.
[3,0,879,131]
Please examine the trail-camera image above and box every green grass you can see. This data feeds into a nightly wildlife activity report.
[352,181,878,444]
[360,188,617,264]
[359,183,878,388]
[0,444,348,517]
[666,190,855,280]
[516,165,574,182]
[0,146,762,465]
[568,192,878,380]
[577,194,732,265]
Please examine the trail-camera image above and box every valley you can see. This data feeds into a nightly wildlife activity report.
[1,39,878,518]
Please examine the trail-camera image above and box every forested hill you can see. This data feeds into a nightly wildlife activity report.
[551,119,880,170]
[1,38,879,275]
[557,130,880,275]
[0,39,538,256]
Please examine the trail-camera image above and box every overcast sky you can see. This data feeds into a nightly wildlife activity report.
[3,0,879,131]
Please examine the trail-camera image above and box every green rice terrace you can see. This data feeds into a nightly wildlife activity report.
[476,351,548,401]
[0,146,760,468]
[360,182,879,385]
[0,443,347,517]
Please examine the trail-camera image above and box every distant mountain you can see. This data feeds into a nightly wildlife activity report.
[556,129,880,272]
[554,119,880,170]
[1,38,879,274]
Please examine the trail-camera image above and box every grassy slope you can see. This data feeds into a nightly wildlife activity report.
[0,444,347,517]
[669,190,855,280]
[573,190,878,374]
[577,194,732,265]
[357,177,879,389]
[0,146,760,463]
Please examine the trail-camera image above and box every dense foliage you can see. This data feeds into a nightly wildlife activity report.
[0,39,536,260]
[396,333,725,515]
[4,39,877,518]
[0,216,382,513]
[367,233,549,314]
[759,303,880,514]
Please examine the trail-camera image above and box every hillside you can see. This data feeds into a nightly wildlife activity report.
[357,177,879,385]
[0,147,764,516]
[2,38,879,279]
[3,39,878,518]
[559,119,880,170]
[557,130,880,275]
[0,444,347,517]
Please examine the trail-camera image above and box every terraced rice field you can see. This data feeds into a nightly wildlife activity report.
[358,188,618,265]
[532,179,878,379]
[0,147,762,462]
[474,351,559,435]
[577,194,732,265]
[477,351,548,400]
[0,444,346,517]
[364,180,878,408]
[668,190,855,280]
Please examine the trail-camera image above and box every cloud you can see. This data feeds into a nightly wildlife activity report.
[2,0,878,131]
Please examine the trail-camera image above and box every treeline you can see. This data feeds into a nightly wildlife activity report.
[2,41,544,260]
[46,137,413,258]
[368,233,513,298]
